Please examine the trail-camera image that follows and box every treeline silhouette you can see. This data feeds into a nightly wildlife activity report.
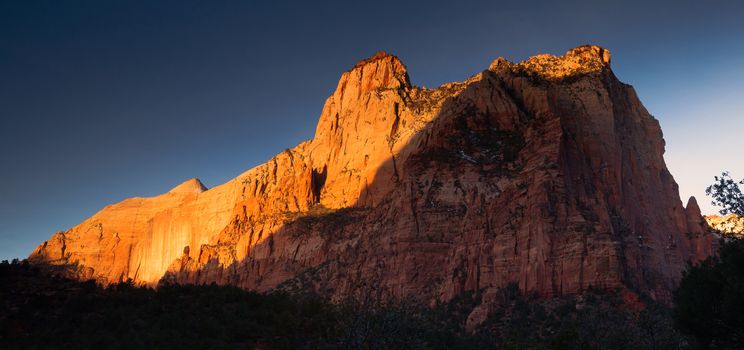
[1,259,699,349]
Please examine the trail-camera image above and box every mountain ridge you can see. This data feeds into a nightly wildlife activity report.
[30,46,717,320]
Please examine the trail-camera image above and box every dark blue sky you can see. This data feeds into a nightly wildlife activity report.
[2,0,743,260]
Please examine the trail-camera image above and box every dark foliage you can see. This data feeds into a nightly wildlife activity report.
[706,172,744,216]
[470,285,688,350]
[1,261,343,349]
[674,237,744,349]
[1,261,687,349]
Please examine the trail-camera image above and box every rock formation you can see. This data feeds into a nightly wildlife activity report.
[705,214,744,235]
[30,46,715,311]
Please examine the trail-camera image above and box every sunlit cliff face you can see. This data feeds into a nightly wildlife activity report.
[29,51,422,285]
[28,178,231,283]
[30,46,715,313]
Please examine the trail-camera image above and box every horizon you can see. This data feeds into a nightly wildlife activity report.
[2,0,744,260]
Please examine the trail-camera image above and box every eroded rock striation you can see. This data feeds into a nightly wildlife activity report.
[30,46,715,311]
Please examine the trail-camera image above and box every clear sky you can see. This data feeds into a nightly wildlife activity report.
[1,0,743,260]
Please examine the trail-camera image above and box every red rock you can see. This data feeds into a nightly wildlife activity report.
[30,46,714,313]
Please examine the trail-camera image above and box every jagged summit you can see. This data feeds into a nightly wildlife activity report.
[567,45,612,64]
[340,50,411,93]
[678,197,716,268]
[352,51,397,68]
[168,178,207,194]
[685,196,701,214]
[490,45,612,80]
[347,45,612,94]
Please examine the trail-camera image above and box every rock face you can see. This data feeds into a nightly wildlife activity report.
[30,45,715,308]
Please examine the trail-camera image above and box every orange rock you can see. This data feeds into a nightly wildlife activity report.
[705,213,744,235]
[30,46,715,312]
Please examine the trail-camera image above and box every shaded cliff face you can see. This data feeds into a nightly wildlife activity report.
[30,46,714,307]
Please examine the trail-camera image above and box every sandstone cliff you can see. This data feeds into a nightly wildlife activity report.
[30,46,715,310]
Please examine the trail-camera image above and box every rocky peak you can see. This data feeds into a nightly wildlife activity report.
[490,45,612,80]
[566,45,612,65]
[337,51,410,96]
[684,196,718,262]
[685,196,702,217]
[168,178,207,194]
[352,51,395,68]
[310,51,413,191]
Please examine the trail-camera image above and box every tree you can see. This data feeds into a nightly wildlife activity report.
[706,172,744,216]
[674,238,744,349]
[673,172,744,348]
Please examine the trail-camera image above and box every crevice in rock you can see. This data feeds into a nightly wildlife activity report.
[311,165,328,204]
[410,182,421,236]
[390,103,400,140]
